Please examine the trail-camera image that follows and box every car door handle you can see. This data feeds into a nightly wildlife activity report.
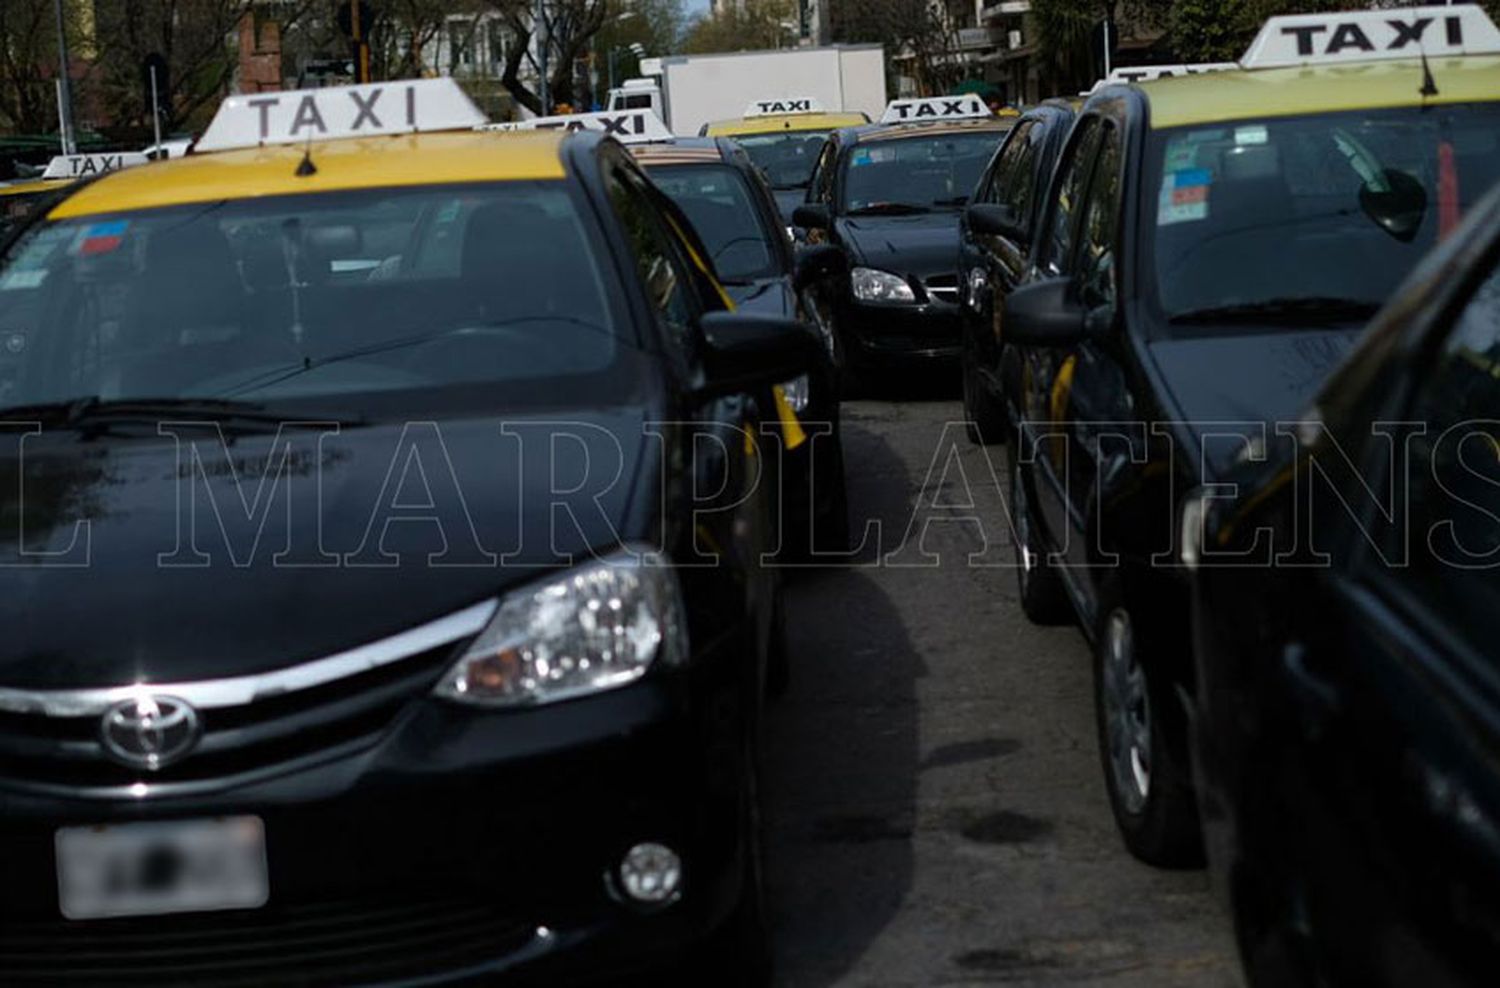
[1281,642,1340,738]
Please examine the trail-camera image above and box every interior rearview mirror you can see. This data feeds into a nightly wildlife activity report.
[697,311,823,396]
[792,244,846,291]
[966,203,1026,243]
[792,203,831,231]
[1359,169,1426,243]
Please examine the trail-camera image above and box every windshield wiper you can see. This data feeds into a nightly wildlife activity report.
[0,397,362,435]
[847,201,930,216]
[1168,296,1380,326]
[932,195,969,208]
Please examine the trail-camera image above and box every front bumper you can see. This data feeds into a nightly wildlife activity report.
[0,652,753,986]
[840,297,963,365]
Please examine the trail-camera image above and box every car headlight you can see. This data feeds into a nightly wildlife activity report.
[778,375,810,414]
[1179,490,1209,571]
[434,548,687,707]
[851,266,915,304]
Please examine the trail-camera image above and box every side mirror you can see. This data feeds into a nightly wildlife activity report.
[966,203,1025,242]
[1359,168,1426,243]
[1003,278,1112,347]
[697,311,823,395]
[792,243,846,291]
[792,202,830,231]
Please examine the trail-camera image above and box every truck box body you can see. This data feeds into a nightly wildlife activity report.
[612,45,886,136]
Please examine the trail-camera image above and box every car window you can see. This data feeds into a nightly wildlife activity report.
[812,141,837,205]
[1077,123,1122,311]
[0,182,621,412]
[840,130,1005,212]
[1148,102,1500,331]
[606,165,699,360]
[1038,117,1101,275]
[986,120,1035,213]
[647,165,777,282]
[1391,260,1500,648]
[735,130,831,194]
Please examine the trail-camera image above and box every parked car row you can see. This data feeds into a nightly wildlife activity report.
[946,5,1500,986]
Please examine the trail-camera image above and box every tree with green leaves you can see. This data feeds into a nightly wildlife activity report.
[681,0,797,54]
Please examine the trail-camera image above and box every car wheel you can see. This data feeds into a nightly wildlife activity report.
[1092,589,1204,868]
[1008,454,1071,625]
[812,434,850,556]
[765,579,790,699]
[692,732,772,986]
[962,353,1008,445]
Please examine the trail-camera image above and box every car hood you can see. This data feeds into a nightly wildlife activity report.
[0,410,652,689]
[726,277,794,318]
[835,211,961,279]
[1150,329,1361,477]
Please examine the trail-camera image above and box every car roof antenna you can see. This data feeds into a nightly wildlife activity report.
[1419,48,1439,98]
[295,132,318,178]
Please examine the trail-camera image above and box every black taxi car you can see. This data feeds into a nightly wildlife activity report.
[1182,174,1500,988]
[631,137,850,560]
[0,80,817,985]
[1000,6,1500,866]
[791,96,1010,382]
[957,98,1077,442]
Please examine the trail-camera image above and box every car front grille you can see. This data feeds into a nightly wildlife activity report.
[922,273,959,304]
[0,892,534,986]
[0,604,492,794]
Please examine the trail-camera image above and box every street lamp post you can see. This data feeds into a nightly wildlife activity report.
[53,0,76,154]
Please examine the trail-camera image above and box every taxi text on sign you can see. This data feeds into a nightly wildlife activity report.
[743,97,825,117]
[878,95,990,124]
[1242,4,1500,69]
[486,110,672,144]
[41,153,150,181]
[196,79,488,152]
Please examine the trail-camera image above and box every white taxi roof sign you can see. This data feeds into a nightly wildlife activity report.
[41,152,150,181]
[196,78,487,153]
[1242,4,1500,70]
[484,109,672,144]
[1092,62,1238,91]
[879,95,990,124]
[743,97,825,117]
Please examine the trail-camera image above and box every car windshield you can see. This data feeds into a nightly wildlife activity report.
[647,164,778,282]
[735,129,832,191]
[0,181,626,414]
[840,130,1003,212]
[1149,102,1500,331]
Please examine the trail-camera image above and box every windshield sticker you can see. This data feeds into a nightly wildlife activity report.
[1235,125,1269,146]
[73,220,130,257]
[851,149,872,167]
[0,269,46,291]
[1159,168,1211,225]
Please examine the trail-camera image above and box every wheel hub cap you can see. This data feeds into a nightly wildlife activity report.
[1102,609,1151,814]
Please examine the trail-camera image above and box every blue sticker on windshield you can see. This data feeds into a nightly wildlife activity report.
[1158,168,1211,226]
[851,149,872,167]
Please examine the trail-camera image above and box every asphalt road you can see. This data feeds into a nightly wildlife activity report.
[764,392,1245,988]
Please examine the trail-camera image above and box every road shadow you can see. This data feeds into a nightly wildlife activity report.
[849,365,960,403]
[764,422,926,987]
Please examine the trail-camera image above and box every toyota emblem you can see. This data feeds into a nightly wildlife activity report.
[99,695,202,770]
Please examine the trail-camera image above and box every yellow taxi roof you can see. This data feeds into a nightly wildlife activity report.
[860,118,1010,143]
[704,112,869,137]
[1139,55,1500,129]
[50,130,567,220]
[0,178,65,199]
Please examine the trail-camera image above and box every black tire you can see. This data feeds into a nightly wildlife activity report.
[1091,582,1204,868]
[691,733,772,987]
[1007,454,1072,625]
[962,353,1008,445]
[812,434,850,557]
[765,581,790,699]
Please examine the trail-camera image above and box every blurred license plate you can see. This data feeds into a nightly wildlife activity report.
[56,817,268,920]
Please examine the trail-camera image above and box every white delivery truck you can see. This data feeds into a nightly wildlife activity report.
[607,44,886,136]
